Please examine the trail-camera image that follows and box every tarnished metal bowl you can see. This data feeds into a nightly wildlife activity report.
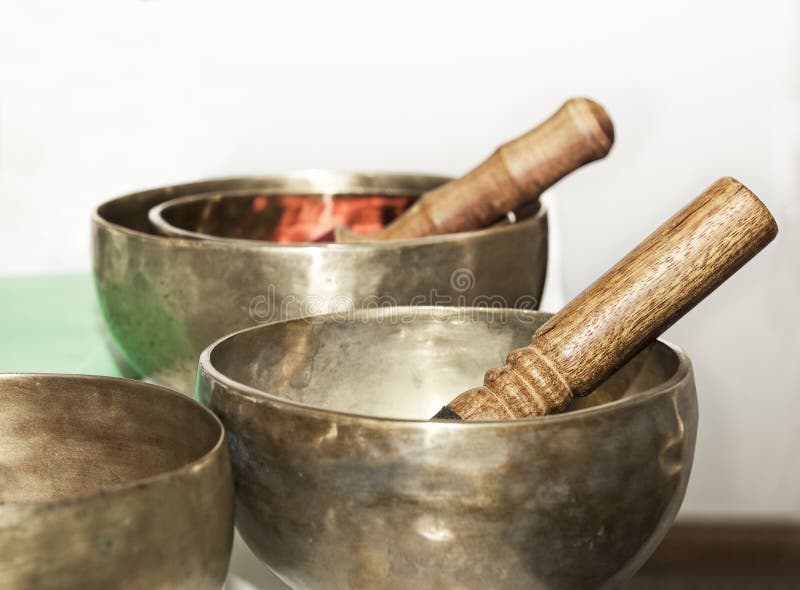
[0,374,234,589]
[198,307,697,590]
[147,190,419,242]
[93,172,548,393]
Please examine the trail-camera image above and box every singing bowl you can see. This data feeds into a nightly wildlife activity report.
[198,307,698,590]
[0,374,234,589]
[147,190,418,242]
[92,172,548,394]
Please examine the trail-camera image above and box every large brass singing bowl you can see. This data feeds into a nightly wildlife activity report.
[0,374,234,589]
[93,172,548,394]
[198,307,697,590]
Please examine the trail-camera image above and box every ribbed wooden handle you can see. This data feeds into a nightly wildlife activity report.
[438,177,778,421]
[341,98,613,242]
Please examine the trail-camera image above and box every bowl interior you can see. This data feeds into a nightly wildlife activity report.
[159,192,417,242]
[209,309,682,420]
[0,375,221,504]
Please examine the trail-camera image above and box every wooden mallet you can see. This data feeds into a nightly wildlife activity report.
[434,177,778,421]
[338,97,614,241]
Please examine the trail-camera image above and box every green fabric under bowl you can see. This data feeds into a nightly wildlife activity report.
[0,274,123,377]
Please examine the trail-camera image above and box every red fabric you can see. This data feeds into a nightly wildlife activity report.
[267,195,411,243]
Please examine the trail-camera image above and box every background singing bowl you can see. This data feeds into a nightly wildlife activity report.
[147,190,419,242]
[0,374,233,589]
[198,307,698,590]
[93,171,548,393]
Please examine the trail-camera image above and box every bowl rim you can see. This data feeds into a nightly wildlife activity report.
[199,306,693,428]
[92,170,547,250]
[0,373,227,509]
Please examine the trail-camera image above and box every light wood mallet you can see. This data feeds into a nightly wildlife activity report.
[434,176,778,421]
[338,97,614,242]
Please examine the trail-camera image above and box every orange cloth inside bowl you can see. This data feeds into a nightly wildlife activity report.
[262,195,412,243]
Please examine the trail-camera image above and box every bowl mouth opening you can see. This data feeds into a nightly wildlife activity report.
[0,373,227,508]
[200,307,692,428]
[93,171,546,249]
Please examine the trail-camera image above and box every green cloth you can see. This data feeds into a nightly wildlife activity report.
[0,274,124,377]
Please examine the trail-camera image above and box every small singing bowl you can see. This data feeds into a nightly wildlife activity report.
[147,190,419,242]
[0,374,234,589]
[198,307,698,590]
[93,171,548,394]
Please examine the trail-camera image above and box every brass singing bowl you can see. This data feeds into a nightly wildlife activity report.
[0,374,234,589]
[93,172,548,394]
[198,307,698,590]
[147,189,419,242]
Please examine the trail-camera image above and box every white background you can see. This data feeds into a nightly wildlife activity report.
[1,0,798,522]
